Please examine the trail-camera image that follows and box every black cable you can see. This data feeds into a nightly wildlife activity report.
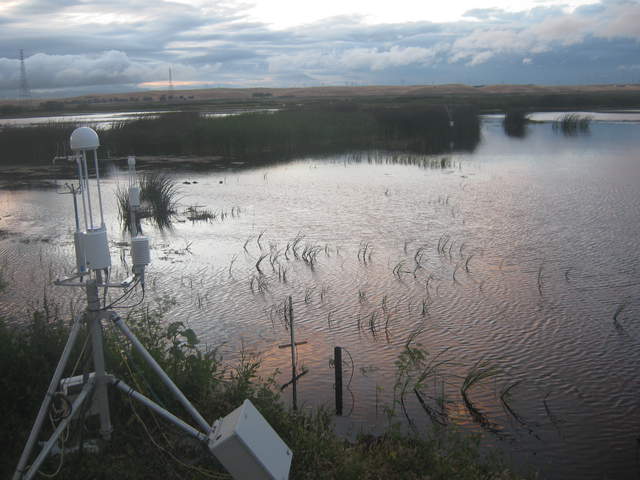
[98,278,140,311]
[49,393,73,422]
[111,283,145,310]
[102,268,110,306]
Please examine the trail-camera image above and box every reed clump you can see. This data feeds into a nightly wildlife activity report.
[185,205,215,222]
[117,172,179,231]
[552,113,592,136]
[503,110,529,138]
[461,361,502,433]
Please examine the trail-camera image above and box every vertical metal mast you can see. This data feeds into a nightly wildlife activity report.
[18,49,31,101]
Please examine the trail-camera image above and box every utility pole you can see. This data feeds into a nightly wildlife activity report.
[18,49,31,102]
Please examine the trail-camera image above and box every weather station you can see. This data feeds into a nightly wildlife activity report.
[13,127,292,480]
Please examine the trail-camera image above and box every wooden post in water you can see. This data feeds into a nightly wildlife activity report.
[289,296,297,411]
[334,346,343,416]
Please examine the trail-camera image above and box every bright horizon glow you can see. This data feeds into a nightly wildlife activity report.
[246,0,599,28]
[138,80,205,88]
[0,1,20,13]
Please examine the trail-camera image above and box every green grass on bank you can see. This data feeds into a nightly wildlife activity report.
[0,302,526,480]
[0,104,480,167]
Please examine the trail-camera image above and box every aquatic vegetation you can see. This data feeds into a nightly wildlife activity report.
[500,381,527,427]
[613,302,627,324]
[227,254,237,276]
[461,361,502,433]
[117,172,179,232]
[184,205,215,222]
[256,230,266,250]
[613,302,628,332]
[0,122,74,165]
[357,241,373,263]
[420,298,429,316]
[537,264,544,297]
[249,273,269,293]
[255,253,268,275]
[1,104,483,165]
[452,263,460,284]
[503,110,529,138]
[437,234,451,255]
[392,260,410,278]
[553,113,592,136]
[304,287,315,304]
[139,172,179,229]
[282,233,303,261]
[543,391,564,436]
[392,335,452,429]
[301,244,322,268]
[465,254,474,273]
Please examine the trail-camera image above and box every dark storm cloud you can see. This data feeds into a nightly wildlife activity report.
[0,0,639,98]
[0,0,229,58]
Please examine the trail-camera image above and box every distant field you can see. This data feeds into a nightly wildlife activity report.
[2,83,640,116]
[50,83,640,102]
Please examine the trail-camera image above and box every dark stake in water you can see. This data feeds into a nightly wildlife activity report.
[1,114,639,480]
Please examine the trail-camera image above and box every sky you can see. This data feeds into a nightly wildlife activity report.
[0,0,639,98]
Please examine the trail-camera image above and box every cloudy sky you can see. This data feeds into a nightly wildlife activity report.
[0,0,639,98]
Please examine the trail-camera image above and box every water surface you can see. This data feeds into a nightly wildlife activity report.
[1,115,639,479]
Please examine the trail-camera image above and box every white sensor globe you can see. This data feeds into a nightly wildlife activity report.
[70,127,100,151]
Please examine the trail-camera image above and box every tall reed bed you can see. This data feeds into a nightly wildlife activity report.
[0,122,74,164]
[102,106,479,159]
[1,105,482,165]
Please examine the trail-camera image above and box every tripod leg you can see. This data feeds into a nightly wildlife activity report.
[111,314,210,433]
[89,312,112,440]
[21,379,95,480]
[111,378,208,442]
[13,316,83,480]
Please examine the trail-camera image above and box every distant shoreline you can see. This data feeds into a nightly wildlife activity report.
[3,83,640,118]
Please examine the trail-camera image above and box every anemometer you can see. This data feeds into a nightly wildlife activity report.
[13,128,292,480]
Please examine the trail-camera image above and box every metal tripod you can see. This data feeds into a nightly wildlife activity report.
[13,279,212,480]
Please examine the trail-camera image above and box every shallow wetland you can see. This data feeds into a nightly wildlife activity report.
[1,112,639,479]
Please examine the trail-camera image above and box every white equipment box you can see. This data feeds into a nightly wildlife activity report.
[209,399,292,480]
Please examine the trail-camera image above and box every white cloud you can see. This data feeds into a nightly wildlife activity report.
[269,45,443,73]
[449,29,536,64]
[447,1,640,67]
[467,51,494,66]
[594,2,640,40]
[339,46,440,71]
[528,15,591,45]
[0,50,198,90]
[1,0,640,95]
